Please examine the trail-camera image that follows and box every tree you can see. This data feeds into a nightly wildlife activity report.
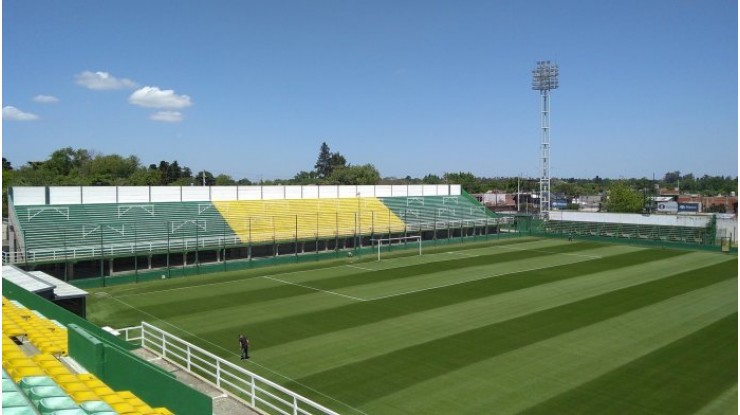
[2,158,12,171]
[292,170,319,184]
[329,152,347,171]
[326,164,380,185]
[443,172,480,193]
[214,174,235,186]
[422,174,442,184]
[604,181,644,213]
[314,142,333,179]
[194,170,215,186]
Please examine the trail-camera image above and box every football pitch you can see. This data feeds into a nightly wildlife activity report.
[87,237,738,414]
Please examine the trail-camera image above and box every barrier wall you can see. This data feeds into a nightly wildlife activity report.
[1,279,134,351]
[68,324,212,415]
[548,210,712,228]
[11,185,461,206]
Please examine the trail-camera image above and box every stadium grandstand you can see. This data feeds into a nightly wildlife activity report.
[3,185,506,285]
[3,184,730,287]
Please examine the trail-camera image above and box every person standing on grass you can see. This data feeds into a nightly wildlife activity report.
[239,334,250,360]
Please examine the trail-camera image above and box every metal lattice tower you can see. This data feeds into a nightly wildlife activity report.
[532,60,559,217]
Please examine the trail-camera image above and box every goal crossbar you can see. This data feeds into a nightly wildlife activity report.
[369,235,422,261]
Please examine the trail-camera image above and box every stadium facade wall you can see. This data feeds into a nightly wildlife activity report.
[11,184,462,206]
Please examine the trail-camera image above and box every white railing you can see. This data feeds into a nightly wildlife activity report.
[3,217,505,265]
[118,322,340,415]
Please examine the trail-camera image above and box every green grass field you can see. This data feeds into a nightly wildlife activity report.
[87,237,738,414]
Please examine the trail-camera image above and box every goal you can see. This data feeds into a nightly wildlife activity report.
[369,235,422,261]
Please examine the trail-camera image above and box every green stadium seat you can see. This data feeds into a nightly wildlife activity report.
[18,376,58,394]
[79,400,115,413]
[36,396,80,414]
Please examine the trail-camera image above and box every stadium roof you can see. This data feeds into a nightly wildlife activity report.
[2,265,87,300]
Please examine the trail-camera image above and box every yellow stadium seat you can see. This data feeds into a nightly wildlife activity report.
[75,373,96,381]
[10,365,46,381]
[71,389,101,403]
[110,401,138,414]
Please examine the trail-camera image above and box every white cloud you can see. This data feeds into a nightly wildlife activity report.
[75,71,138,90]
[129,86,192,109]
[32,95,60,104]
[150,111,184,123]
[3,106,40,121]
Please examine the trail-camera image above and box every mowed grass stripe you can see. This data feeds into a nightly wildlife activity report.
[122,241,606,319]
[161,245,637,334]
[521,313,738,415]
[197,248,687,349]
[366,281,736,414]
[340,244,638,300]
[309,241,601,291]
[364,276,736,414]
[288,260,736,406]
[252,251,728,378]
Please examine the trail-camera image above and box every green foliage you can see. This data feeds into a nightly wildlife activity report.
[604,181,645,213]
[314,142,333,179]
[326,164,380,185]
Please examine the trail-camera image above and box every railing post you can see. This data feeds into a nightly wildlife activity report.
[250,375,256,407]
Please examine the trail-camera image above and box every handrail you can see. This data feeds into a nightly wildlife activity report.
[118,322,340,415]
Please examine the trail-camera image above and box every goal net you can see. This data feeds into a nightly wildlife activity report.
[370,235,422,261]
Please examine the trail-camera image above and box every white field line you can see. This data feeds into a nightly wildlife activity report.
[495,244,604,259]
[108,296,369,415]
[115,262,369,298]
[444,251,480,257]
[261,276,367,302]
[345,264,377,272]
[365,263,573,301]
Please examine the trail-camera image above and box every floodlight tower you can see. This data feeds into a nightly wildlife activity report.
[532,60,559,217]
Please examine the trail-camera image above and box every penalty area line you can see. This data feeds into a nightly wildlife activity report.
[261,275,367,302]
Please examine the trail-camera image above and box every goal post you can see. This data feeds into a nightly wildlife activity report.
[370,235,422,261]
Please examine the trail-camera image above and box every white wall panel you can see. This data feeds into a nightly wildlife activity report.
[12,187,46,206]
[262,186,285,200]
[210,186,237,201]
[357,185,375,198]
[391,185,408,197]
[49,187,82,205]
[450,185,462,195]
[301,186,319,199]
[81,187,116,204]
[285,186,303,200]
[421,185,437,196]
[437,184,451,196]
[117,187,150,203]
[238,186,262,201]
[150,186,182,202]
[407,185,423,197]
[338,185,358,198]
[181,187,209,202]
[375,185,392,197]
[319,186,339,199]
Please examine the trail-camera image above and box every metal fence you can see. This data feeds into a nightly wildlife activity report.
[118,322,340,415]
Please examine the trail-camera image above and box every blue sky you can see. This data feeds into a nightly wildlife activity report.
[3,0,737,181]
